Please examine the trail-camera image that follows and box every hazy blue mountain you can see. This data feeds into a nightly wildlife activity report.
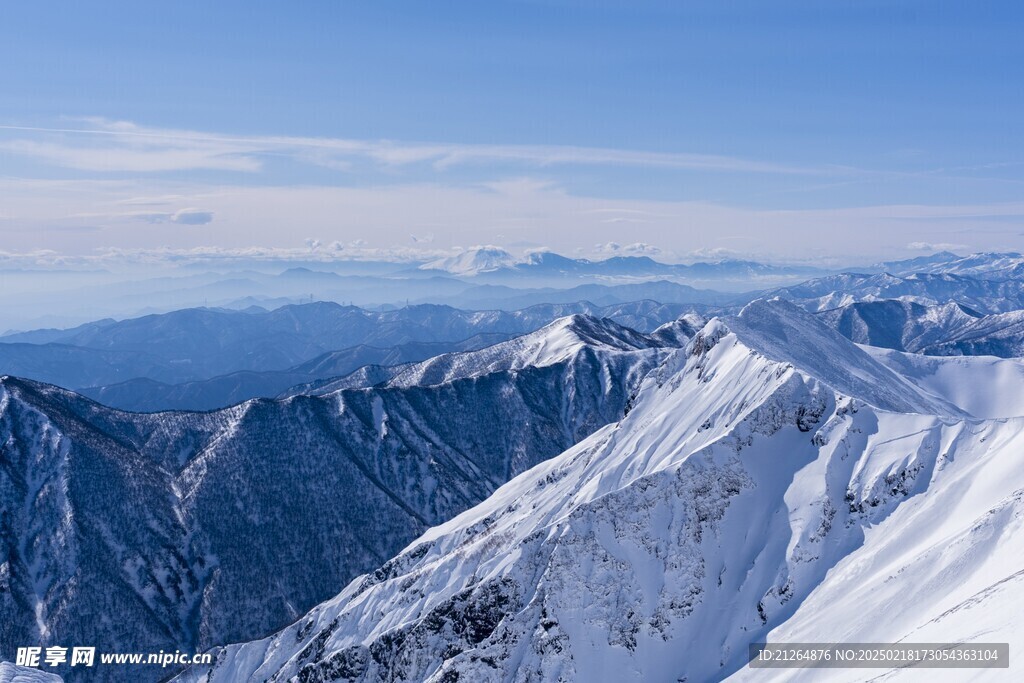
[769,272,1024,314]
[0,301,694,405]
[419,246,828,288]
[815,300,982,352]
[0,265,475,332]
[424,280,742,310]
[0,342,172,389]
[78,334,513,412]
[0,315,686,681]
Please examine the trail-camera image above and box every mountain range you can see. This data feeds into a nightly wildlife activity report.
[0,315,681,681]
[815,299,1024,358]
[6,248,1024,332]
[0,301,693,412]
[6,250,1024,681]
[420,248,828,288]
[769,271,1024,314]
[177,299,1024,683]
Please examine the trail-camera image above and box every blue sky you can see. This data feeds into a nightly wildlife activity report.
[1,1,1023,265]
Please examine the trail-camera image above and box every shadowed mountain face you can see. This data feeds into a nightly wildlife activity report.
[75,334,515,412]
[0,315,683,682]
[815,298,1024,358]
[814,300,982,351]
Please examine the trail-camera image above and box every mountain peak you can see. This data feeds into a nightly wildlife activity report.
[420,246,517,275]
[380,314,668,389]
[553,313,660,350]
[716,298,956,414]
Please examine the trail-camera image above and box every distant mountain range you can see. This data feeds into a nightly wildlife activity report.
[420,247,828,285]
[816,298,1024,357]
[5,247,1024,331]
[768,271,1024,314]
[0,301,695,411]
[420,280,741,310]
[423,246,1024,281]
[76,334,512,412]
[11,251,1024,414]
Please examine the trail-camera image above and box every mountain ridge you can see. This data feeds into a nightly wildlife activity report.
[0,315,681,681]
[176,299,1024,683]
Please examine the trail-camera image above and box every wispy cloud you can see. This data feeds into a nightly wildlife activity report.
[0,138,260,173]
[3,175,1023,266]
[135,208,215,225]
[906,241,969,252]
[593,241,662,255]
[0,118,828,176]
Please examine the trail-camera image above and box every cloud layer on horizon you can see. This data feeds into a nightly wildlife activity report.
[2,118,1024,267]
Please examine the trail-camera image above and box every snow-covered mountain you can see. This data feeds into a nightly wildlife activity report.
[418,247,827,288]
[770,271,1024,314]
[299,315,666,396]
[0,301,692,410]
[867,250,963,274]
[815,299,982,352]
[920,308,1024,357]
[815,299,1024,358]
[882,251,1024,279]
[179,299,1024,683]
[0,316,681,681]
[420,247,520,276]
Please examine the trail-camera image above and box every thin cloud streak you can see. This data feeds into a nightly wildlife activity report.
[3,176,1024,265]
[0,119,832,176]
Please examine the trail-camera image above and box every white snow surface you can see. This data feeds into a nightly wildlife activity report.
[420,246,519,276]
[864,345,1024,419]
[0,663,62,683]
[178,299,1024,683]
[383,314,659,388]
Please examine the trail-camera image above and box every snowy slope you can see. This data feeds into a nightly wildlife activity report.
[286,315,665,396]
[816,300,981,352]
[383,315,660,388]
[814,299,1024,359]
[178,299,1024,682]
[921,308,1024,357]
[0,663,62,683]
[863,345,1024,419]
[650,312,707,347]
[0,316,678,682]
